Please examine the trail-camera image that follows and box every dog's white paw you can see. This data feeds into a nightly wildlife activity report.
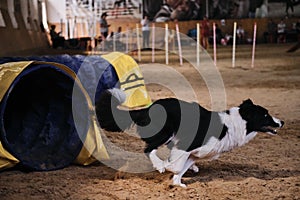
[155,164,165,173]
[152,159,166,173]
[158,168,165,173]
[152,161,165,173]
[174,183,187,188]
[149,150,165,173]
[172,175,186,188]
[190,164,199,173]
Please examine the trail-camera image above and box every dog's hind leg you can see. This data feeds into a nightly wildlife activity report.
[149,149,166,173]
[172,158,195,188]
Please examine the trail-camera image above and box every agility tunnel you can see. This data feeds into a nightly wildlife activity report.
[0,52,151,171]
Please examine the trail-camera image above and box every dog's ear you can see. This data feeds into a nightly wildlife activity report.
[241,99,253,107]
[239,99,256,121]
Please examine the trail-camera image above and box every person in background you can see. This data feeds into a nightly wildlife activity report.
[153,0,174,22]
[287,18,300,52]
[296,18,300,34]
[201,16,210,49]
[236,24,245,44]
[49,25,65,48]
[100,12,110,50]
[215,24,224,45]
[141,15,150,49]
[115,26,126,51]
[100,12,110,40]
[115,26,123,41]
[277,19,286,43]
[286,0,295,17]
[113,0,127,18]
[266,19,277,43]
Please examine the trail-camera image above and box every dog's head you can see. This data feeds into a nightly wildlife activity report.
[239,99,284,135]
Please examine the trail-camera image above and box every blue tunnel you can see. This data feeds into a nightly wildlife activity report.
[0,55,119,171]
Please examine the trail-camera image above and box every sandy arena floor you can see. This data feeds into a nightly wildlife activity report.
[0,43,299,200]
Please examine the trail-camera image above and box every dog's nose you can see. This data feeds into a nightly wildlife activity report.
[280,121,284,127]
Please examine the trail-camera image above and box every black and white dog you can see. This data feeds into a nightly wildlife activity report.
[96,88,284,187]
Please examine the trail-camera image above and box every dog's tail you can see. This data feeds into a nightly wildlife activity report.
[96,88,150,132]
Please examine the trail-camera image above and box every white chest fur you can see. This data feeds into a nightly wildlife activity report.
[191,107,257,159]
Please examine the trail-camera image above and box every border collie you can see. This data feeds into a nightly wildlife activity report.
[96,88,284,187]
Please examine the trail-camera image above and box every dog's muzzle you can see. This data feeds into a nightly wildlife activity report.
[273,117,284,128]
[264,118,284,135]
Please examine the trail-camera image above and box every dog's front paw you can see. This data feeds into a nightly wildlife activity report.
[172,175,187,188]
[154,163,165,173]
[174,183,187,188]
[151,162,165,173]
[190,164,199,173]
[149,151,165,173]
[151,158,165,173]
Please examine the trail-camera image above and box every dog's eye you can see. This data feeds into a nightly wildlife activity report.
[264,114,268,117]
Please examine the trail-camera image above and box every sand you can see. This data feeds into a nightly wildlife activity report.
[0,43,299,200]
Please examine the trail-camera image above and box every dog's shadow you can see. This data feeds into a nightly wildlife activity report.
[183,160,300,184]
[90,159,299,185]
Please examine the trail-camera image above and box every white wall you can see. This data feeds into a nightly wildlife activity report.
[7,0,18,28]
[0,10,5,27]
[0,0,49,56]
[46,0,66,23]
[20,0,30,29]
[30,0,39,20]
